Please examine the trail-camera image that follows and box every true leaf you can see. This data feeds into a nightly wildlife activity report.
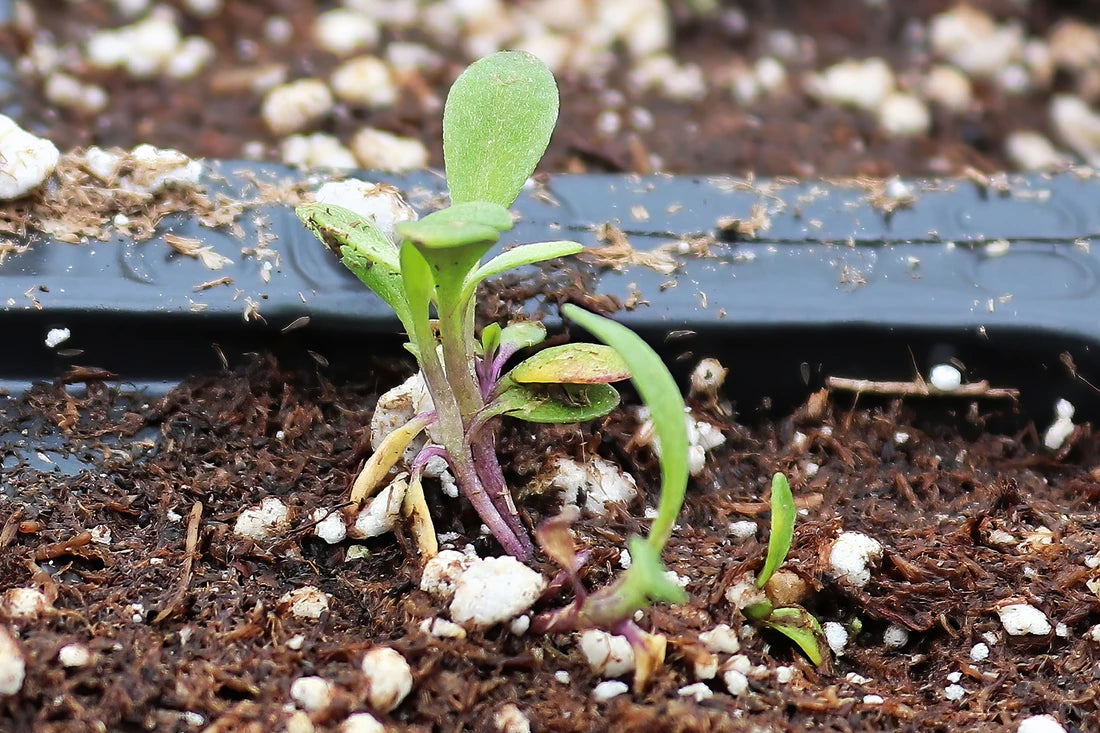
[489,382,620,424]
[480,322,502,357]
[506,343,630,385]
[296,203,410,328]
[562,305,689,552]
[497,321,546,355]
[756,472,795,589]
[397,202,515,312]
[465,240,583,293]
[443,50,559,208]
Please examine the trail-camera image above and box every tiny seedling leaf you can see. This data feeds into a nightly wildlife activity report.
[396,204,509,250]
[756,472,795,589]
[490,382,620,424]
[443,51,559,208]
[562,305,688,552]
[480,322,502,357]
[466,240,583,292]
[497,321,546,355]
[765,607,825,665]
[506,343,630,385]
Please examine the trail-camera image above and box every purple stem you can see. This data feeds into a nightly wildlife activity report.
[412,444,448,470]
[471,431,534,558]
[412,442,531,559]
[449,447,531,560]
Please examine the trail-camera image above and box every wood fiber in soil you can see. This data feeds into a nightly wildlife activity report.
[2,358,1098,732]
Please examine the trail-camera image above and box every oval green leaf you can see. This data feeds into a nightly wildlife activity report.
[491,382,620,424]
[443,51,559,208]
[507,343,630,384]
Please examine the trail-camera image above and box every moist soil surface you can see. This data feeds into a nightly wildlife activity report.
[3,2,1100,732]
[2,358,1099,732]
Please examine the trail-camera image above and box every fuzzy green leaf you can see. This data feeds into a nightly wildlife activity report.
[506,343,630,385]
[296,203,400,269]
[397,202,515,310]
[296,203,410,328]
[443,51,559,208]
[757,473,795,589]
[562,305,688,552]
[489,382,620,424]
[396,202,510,251]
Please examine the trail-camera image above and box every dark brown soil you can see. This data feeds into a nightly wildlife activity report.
[2,357,1098,732]
[4,1,1100,177]
[3,3,1100,732]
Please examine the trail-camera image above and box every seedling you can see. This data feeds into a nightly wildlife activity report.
[296,52,691,662]
[741,473,825,664]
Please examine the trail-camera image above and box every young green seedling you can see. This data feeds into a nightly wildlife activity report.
[295,50,692,668]
[742,473,826,665]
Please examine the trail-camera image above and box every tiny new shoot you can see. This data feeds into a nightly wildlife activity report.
[742,473,825,665]
[296,50,691,670]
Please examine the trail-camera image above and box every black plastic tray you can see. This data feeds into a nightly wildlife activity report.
[3,164,1099,420]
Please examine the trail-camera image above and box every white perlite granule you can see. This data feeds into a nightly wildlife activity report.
[997,603,1052,636]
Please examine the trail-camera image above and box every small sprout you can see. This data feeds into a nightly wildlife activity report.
[738,474,826,665]
[296,51,691,688]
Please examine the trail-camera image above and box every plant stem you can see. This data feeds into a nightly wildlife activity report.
[450,446,530,559]
[471,430,533,557]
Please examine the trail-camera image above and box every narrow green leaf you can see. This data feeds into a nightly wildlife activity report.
[466,240,583,289]
[443,51,559,207]
[742,600,774,621]
[765,623,824,665]
[756,473,796,589]
[622,535,688,606]
[506,343,630,385]
[489,382,620,424]
[562,305,688,552]
[398,241,438,357]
